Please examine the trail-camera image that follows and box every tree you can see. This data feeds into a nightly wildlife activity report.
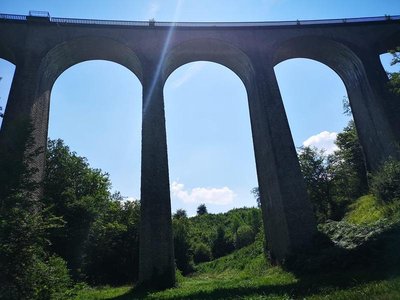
[197,203,208,216]
[329,120,368,219]
[211,226,234,259]
[388,47,400,95]
[235,225,254,249]
[83,199,141,285]
[172,217,193,274]
[298,146,331,222]
[371,158,400,204]
[192,242,212,263]
[251,187,261,208]
[42,139,111,279]
[0,125,71,300]
[173,208,188,220]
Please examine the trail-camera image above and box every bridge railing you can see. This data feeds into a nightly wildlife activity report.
[0,13,399,27]
[50,17,147,26]
[0,13,27,21]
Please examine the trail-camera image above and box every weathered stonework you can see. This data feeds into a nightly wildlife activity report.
[0,14,399,288]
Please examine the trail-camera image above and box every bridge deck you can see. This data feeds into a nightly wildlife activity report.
[0,12,399,27]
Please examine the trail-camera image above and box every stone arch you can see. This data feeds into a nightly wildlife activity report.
[163,38,254,89]
[37,36,143,95]
[23,37,143,190]
[273,36,398,169]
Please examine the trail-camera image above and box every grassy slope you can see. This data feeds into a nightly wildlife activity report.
[73,238,400,299]
[74,204,400,299]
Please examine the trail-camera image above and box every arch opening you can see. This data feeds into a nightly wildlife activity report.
[274,57,369,222]
[379,51,400,80]
[49,59,142,201]
[47,59,143,281]
[0,58,16,129]
[274,58,351,151]
[164,61,258,217]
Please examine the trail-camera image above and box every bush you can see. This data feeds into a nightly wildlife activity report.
[33,255,73,300]
[235,225,254,249]
[82,200,140,285]
[211,226,234,259]
[173,218,194,274]
[371,159,400,203]
[193,242,212,263]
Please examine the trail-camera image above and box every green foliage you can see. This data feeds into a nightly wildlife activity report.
[329,120,368,219]
[43,139,112,278]
[298,146,330,222]
[188,207,261,250]
[172,217,194,274]
[319,219,393,250]
[344,195,386,225]
[196,203,208,216]
[0,123,72,300]
[73,219,400,299]
[192,242,212,264]
[296,120,368,222]
[235,225,254,249]
[371,158,400,204]
[32,255,73,300]
[388,47,400,95]
[251,187,261,208]
[197,234,266,276]
[173,208,187,219]
[211,226,235,259]
[83,199,141,285]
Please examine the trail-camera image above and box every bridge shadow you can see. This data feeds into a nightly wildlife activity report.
[109,268,399,300]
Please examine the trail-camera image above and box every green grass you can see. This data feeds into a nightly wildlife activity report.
[73,268,400,300]
[344,195,385,225]
[73,286,131,299]
[73,237,400,300]
[73,201,400,299]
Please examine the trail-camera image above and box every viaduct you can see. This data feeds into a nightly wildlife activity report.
[0,12,399,289]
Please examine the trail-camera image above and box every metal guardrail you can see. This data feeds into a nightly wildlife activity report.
[0,13,399,27]
[0,13,27,21]
[51,17,146,26]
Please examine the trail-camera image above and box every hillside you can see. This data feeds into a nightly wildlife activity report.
[74,202,400,299]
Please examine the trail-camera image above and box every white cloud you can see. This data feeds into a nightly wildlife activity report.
[302,131,338,154]
[170,62,206,89]
[171,181,236,205]
[119,196,138,203]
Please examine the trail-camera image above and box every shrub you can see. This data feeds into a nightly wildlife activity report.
[173,219,194,274]
[193,242,212,263]
[235,225,254,249]
[211,226,234,259]
[371,159,400,203]
[33,255,73,300]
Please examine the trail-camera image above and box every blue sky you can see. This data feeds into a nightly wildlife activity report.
[0,1,399,216]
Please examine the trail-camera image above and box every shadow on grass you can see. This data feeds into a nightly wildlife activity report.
[110,222,400,299]
[109,268,399,300]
